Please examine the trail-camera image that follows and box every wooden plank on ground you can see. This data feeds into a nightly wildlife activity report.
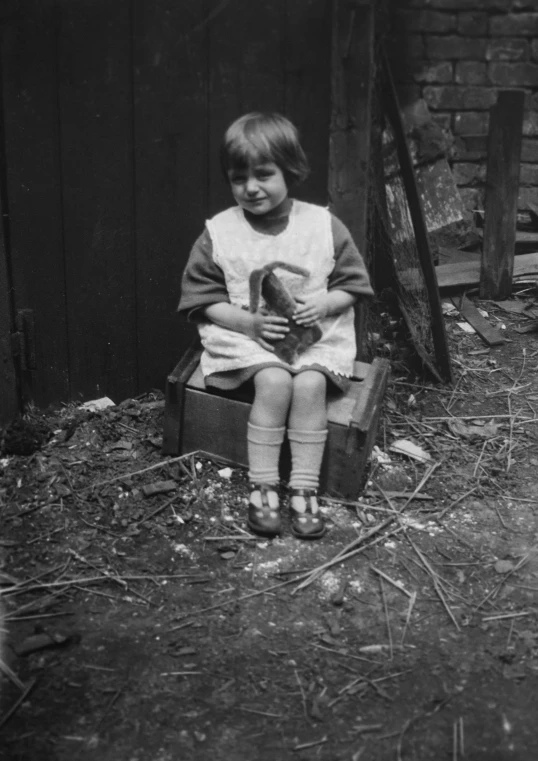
[450,296,504,346]
[133,0,206,393]
[436,252,538,291]
[57,0,137,401]
[1,0,69,406]
[480,90,525,299]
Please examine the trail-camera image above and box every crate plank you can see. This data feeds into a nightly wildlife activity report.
[163,354,388,499]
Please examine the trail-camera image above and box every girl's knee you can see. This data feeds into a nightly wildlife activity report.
[254,367,293,397]
[293,371,327,400]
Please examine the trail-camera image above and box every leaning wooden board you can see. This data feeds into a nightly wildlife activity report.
[436,252,538,291]
[163,347,390,500]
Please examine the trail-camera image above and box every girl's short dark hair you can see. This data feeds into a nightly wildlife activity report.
[220,112,310,186]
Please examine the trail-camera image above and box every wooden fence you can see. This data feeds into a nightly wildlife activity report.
[0,0,334,420]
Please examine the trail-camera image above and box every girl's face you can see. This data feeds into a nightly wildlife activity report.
[228,161,288,215]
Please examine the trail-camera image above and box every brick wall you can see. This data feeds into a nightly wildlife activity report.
[390,0,538,222]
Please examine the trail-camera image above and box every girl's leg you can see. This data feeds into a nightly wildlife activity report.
[247,367,293,536]
[287,370,328,539]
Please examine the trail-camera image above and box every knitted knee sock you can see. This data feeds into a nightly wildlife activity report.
[247,423,285,508]
[288,428,328,510]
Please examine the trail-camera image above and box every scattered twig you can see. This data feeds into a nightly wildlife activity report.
[379,576,393,660]
[482,611,531,622]
[294,669,309,720]
[239,707,282,719]
[0,678,38,731]
[81,452,198,490]
[135,494,178,526]
[293,735,328,751]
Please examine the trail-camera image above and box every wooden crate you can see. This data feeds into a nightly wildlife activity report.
[163,346,390,500]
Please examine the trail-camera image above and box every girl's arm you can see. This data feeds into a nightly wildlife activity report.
[294,215,373,326]
[203,303,289,353]
[294,289,357,326]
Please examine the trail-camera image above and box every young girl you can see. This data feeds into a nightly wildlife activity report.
[178,112,373,540]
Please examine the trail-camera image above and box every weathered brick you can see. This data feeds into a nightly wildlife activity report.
[395,9,457,33]
[425,35,487,60]
[526,91,538,111]
[520,164,538,185]
[432,113,454,131]
[452,162,486,185]
[454,135,488,160]
[453,111,490,134]
[519,187,538,209]
[423,86,497,110]
[522,138,538,162]
[531,40,538,62]
[458,187,483,214]
[513,0,538,9]
[416,0,511,10]
[488,62,538,87]
[413,61,454,83]
[457,12,488,37]
[490,13,538,37]
[523,111,538,137]
[455,62,488,86]
[486,39,529,62]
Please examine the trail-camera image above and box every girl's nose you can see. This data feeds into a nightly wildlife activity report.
[245,177,258,195]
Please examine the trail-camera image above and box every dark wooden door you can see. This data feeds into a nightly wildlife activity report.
[0,187,18,424]
[0,0,333,409]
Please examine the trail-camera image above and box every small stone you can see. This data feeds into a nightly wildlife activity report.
[494,559,514,574]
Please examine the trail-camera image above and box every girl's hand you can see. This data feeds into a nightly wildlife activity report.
[293,295,329,326]
[246,311,289,352]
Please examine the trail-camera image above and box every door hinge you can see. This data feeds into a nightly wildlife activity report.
[11,309,36,371]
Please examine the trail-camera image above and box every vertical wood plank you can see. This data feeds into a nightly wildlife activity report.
[284,0,332,206]
[133,0,207,393]
[1,0,69,406]
[0,179,18,423]
[57,0,136,402]
[207,0,286,217]
[329,0,375,358]
[480,90,525,300]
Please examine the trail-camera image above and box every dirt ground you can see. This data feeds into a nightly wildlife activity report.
[2,290,538,761]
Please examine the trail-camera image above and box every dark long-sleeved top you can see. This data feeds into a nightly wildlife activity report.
[178,206,373,320]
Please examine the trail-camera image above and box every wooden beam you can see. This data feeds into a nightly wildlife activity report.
[328,0,375,358]
[480,90,525,300]
[436,252,538,291]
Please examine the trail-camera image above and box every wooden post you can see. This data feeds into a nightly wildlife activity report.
[328,0,374,359]
[480,90,525,300]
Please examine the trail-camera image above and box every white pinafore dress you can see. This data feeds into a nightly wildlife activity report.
[198,200,356,383]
